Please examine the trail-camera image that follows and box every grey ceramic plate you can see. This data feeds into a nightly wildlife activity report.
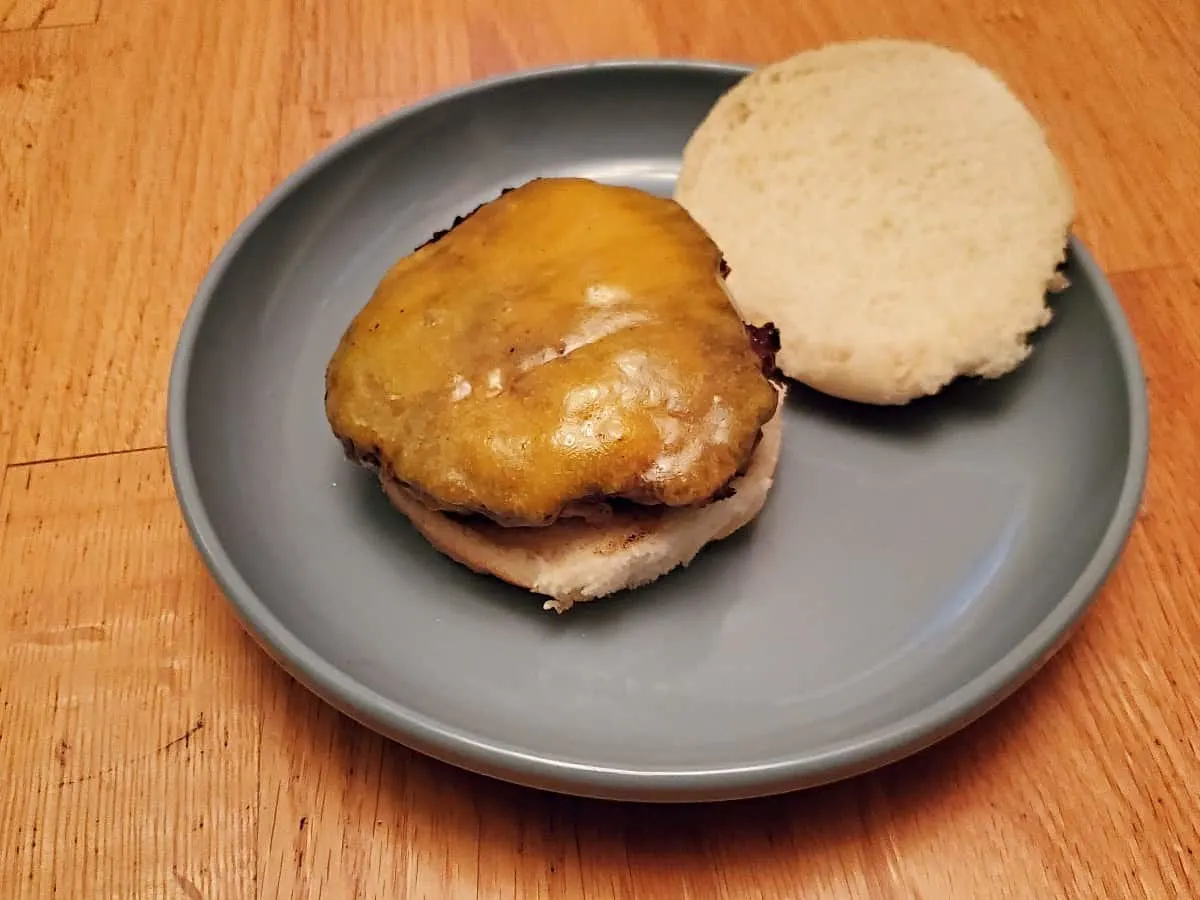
[167,61,1148,802]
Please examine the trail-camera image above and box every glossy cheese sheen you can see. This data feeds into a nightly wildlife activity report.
[325,177,779,526]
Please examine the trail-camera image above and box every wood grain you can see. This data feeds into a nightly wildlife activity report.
[0,0,99,32]
[0,2,288,465]
[2,0,1199,896]
[0,450,266,898]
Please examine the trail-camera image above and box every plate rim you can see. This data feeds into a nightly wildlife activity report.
[166,58,1151,802]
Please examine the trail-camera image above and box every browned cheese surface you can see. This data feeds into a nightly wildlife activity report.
[325,177,779,526]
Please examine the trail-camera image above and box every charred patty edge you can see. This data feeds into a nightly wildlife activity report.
[411,185,518,253]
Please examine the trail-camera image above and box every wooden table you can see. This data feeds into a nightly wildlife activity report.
[2,1,1197,896]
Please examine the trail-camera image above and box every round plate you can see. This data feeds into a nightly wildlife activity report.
[167,61,1149,802]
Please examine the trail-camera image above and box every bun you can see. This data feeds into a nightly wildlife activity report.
[675,39,1076,405]
[382,386,786,612]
